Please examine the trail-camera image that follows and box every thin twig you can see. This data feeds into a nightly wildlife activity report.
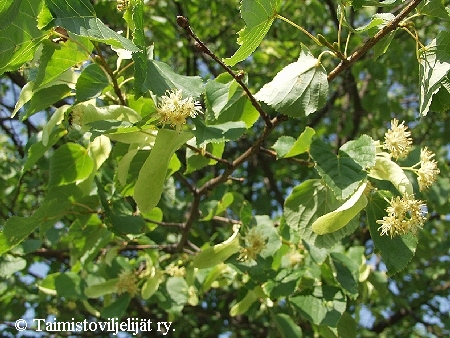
[185,143,233,168]
[328,0,424,82]
[94,44,127,106]
[176,16,272,127]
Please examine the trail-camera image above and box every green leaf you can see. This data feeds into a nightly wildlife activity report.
[24,84,73,119]
[134,129,193,213]
[0,217,38,255]
[310,137,371,200]
[0,255,27,278]
[230,286,265,316]
[192,120,246,147]
[284,127,316,158]
[369,156,413,195]
[373,31,396,60]
[166,276,189,305]
[141,273,161,300]
[76,63,109,102]
[274,313,303,338]
[0,0,21,30]
[284,179,357,250]
[42,105,68,146]
[205,73,259,128]
[311,183,367,235]
[224,0,282,66]
[22,126,67,174]
[48,143,94,187]
[55,272,84,299]
[291,286,346,327]
[185,140,225,174]
[193,228,240,269]
[100,294,131,319]
[38,273,58,295]
[419,31,450,116]
[84,279,119,298]
[0,0,48,74]
[355,13,395,33]
[366,191,418,274]
[254,47,329,117]
[254,215,282,258]
[34,38,92,89]
[337,312,357,338]
[272,136,295,158]
[330,252,359,298]
[136,60,204,97]
[45,0,138,52]
[417,0,450,21]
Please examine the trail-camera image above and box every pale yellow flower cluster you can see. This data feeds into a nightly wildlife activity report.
[382,118,413,159]
[417,147,440,191]
[376,193,426,238]
[117,0,129,11]
[116,270,139,296]
[165,263,186,277]
[238,228,267,262]
[156,89,203,131]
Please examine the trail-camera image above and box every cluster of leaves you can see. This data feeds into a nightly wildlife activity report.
[0,0,449,337]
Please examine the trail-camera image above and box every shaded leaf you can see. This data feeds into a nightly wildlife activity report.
[366,190,418,275]
[48,143,94,187]
[193,120,246,147]
[274,313,303,338]
[76,63,109,102]
[136,60,204,97]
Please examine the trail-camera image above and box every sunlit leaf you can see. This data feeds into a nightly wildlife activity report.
[419,31,450,116]
[254,47,328,117]
[193,228,240,269]
[369,156,413,195]
[0,0,48,74]
[45,0,138,51]
[224,0,282,66]
[311,183,367,235]
[134,129,193,213]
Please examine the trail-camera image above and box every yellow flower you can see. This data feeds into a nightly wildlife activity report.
[116,270,139,296]
[238,228,267,261]
[376,193,426,238]
[417,147,440,191]
[117,0,129,11]
[156,89,203,131]
[165,263,186,277]
[383,118,413,159]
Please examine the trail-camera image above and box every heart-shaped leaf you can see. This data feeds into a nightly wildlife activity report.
[254,47,328,117]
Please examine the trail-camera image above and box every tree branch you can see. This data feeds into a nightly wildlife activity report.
[176,16,273,127]
[327,0,424,82]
